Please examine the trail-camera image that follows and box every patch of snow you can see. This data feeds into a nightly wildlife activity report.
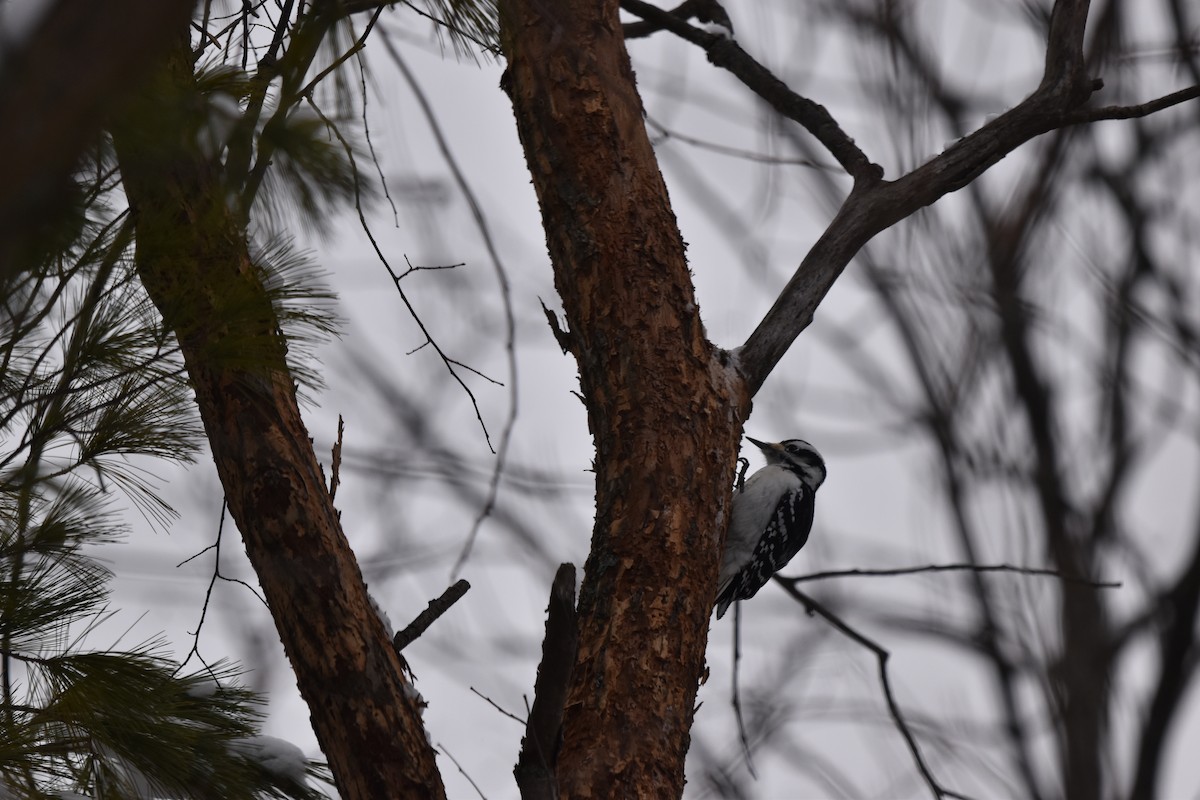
[231,735,310,784]
[402,681,425,714]
[368,588,394,637]
[185,675,220,698]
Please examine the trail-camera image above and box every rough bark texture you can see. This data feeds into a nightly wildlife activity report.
[515,564,578,800]
[111,37,445,800]
[499,1,749,796]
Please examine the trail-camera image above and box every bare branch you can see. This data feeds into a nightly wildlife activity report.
[619,0,881,183]
[647,116,837,169]
[305,95,499,453]
[729,604,758,779]
[393,579,471,652]
[515,564,579,800]
[469,686,526,726]
[437,742,489,800]
[176,499,268,677]
[1064,85,1200,124]
[622,0,732,40]
[730,1,1200,396]
[773,579,971,800]
[296,6,386,99]
[785,563,1121,588]
[1041,0,1092,94]
[381,38,520,579]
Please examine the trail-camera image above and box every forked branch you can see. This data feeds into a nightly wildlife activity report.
[619,0,1200,397]
[620,0,881,183]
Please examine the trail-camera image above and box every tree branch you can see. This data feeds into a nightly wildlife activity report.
[772,579,970,800]
[1063,85,1200,124]
[619,0,881,183]
[621,0,731,40]
[393,579,471,652]
[1040,0,1092,94]
[499,0,745,793]
[515,564,578,800]
[113,33,446,794]
[730,0,1200,397]
[784,563,1121,588]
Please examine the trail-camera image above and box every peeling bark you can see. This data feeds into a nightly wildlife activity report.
[499,1,750,796]
[111,36,444,800]
[515,564,578,800]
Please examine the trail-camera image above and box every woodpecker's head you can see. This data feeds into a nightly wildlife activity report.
[747,436,826,491]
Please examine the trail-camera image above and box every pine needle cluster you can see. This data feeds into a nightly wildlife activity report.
[0,210,331,799]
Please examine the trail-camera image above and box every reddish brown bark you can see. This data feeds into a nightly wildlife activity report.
[111,38,444,800]
[499,1,750,796]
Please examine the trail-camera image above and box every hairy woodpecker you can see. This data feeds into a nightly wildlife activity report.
[715,437,826,619]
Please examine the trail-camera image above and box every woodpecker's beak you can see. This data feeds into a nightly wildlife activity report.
[745,436,780,454]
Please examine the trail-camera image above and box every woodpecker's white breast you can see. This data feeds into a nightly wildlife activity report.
[718,465,804,589]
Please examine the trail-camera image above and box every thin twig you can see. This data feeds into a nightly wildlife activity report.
[304,95,499,452]
[647,116,836,170]
[1064,84,1200,124]
[179,501,226,668]
[399,255,464,277]
[381,254,499,444]
[295,5,386,99]
[783,563,1121,588]
[437,741,489,800]
[176,500,268,676]
[175,542,217,568]
[730,602,758,779]
[393,579,471,652]
[355,28,399,227]
[469,686,526,725]
[773,578,970,800]
[383,37,521,580]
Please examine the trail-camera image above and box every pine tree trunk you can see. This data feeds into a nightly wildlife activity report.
[112,36,445,800]
[499,1,751,795]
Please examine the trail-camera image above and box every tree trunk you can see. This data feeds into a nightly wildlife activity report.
[112,36,445,800]
[499,1,750,796]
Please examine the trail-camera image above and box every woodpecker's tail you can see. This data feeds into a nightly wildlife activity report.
[713,582,735,619]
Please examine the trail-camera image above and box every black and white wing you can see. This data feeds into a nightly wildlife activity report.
[714,485,814,618]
